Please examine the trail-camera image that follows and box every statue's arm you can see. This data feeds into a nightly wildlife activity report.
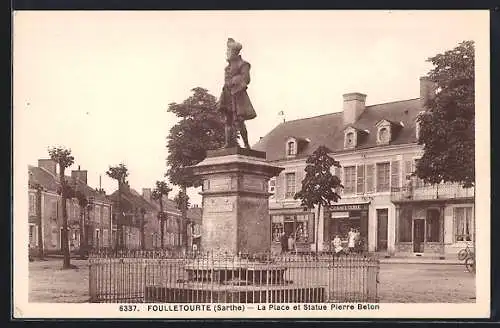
[230,62,251,94]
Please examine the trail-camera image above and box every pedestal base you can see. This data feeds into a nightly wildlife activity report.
[189,147,284,255]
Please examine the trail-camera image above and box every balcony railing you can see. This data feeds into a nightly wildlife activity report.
[391,182,474,202]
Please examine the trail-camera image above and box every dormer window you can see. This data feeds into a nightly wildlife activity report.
[343,126,366,149]
[346,132,355,147]
[286,138,297,157]
[378,127,390,143]
[287,141,296,155]
[375,119,400,145]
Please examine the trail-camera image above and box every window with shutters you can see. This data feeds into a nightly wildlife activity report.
[356,165,365,194]
[29,194,37,216]
[29,224,37,246]
[391,160,400,190]
[103,206,110,225]
[366,164,374,193]
[285,173,296,199]
[376,162,390,192]
[50,199,58,221]
[454,207,473,241]
[344,166,356,194]
[95,205,101,223]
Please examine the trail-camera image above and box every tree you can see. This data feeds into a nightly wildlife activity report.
[166,87,225,248]
[294,146,342,253]
[174,190,190,246]
[48,147,75,269]
[416,40,475,188]
[75,190,88,259]
[152,180,172,249]
[106,163,129,249]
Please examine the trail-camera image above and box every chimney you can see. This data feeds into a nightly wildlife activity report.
[142,188,152,201]
[38,159,57,176]
[343,92,367,125]
[419,76,437,108]
[71,167,88,185]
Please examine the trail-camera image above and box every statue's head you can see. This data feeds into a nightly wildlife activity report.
[226,38,242,60]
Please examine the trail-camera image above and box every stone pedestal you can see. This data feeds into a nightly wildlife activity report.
[189,147,284,255]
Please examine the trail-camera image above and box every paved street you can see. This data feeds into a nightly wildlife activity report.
[378,263,475,303]
[28,258,475,303]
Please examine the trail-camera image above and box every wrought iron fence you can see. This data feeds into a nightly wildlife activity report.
[391,182,474,202]
[89,250,379,303]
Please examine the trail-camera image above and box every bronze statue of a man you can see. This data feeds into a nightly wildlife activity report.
[217,38,256,149]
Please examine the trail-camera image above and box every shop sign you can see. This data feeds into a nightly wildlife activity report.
[331,212,349,218]
[330,203,369,211]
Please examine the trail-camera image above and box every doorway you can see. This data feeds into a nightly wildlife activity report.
[376,209,388,251]
[413,219,425,253]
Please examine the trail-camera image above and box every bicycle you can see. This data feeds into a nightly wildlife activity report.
[457,244,473,261]
[465,256,475,273]
[458,244,475,273]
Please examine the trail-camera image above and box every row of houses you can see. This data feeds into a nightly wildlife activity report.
[254,77,475,257]
[28,160,202,254]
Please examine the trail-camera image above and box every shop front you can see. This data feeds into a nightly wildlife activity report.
[324,203,369,252]
[270,208,315,253]
[395,202,445,255]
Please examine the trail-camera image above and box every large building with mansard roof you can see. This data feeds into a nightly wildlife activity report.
[253,77,475,257]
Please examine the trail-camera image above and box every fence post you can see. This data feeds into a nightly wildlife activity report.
[88,258,96,302]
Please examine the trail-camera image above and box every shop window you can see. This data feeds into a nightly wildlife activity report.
[426,209,440,242]
[343,166,356,194]
[271,214,311,243]
[398,207,412,242]
[454,207,473,241]
[376,162,390,192]
[285,173,296,199]
[271,220,284,242]
[268,178,276,196]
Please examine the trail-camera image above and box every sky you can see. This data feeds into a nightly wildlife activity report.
[13,10,487,205]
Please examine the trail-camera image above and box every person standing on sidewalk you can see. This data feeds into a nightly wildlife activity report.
[347,228,356,254]
[280,232,289,254]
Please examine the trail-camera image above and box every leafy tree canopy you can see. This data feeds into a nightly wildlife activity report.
[416,40,475,188]
[294,146,343,209]
[48,147,75,171]
[174,190,190,211]
[106,163,129,186]
[166,87,225,187]
[152,180,172,201]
